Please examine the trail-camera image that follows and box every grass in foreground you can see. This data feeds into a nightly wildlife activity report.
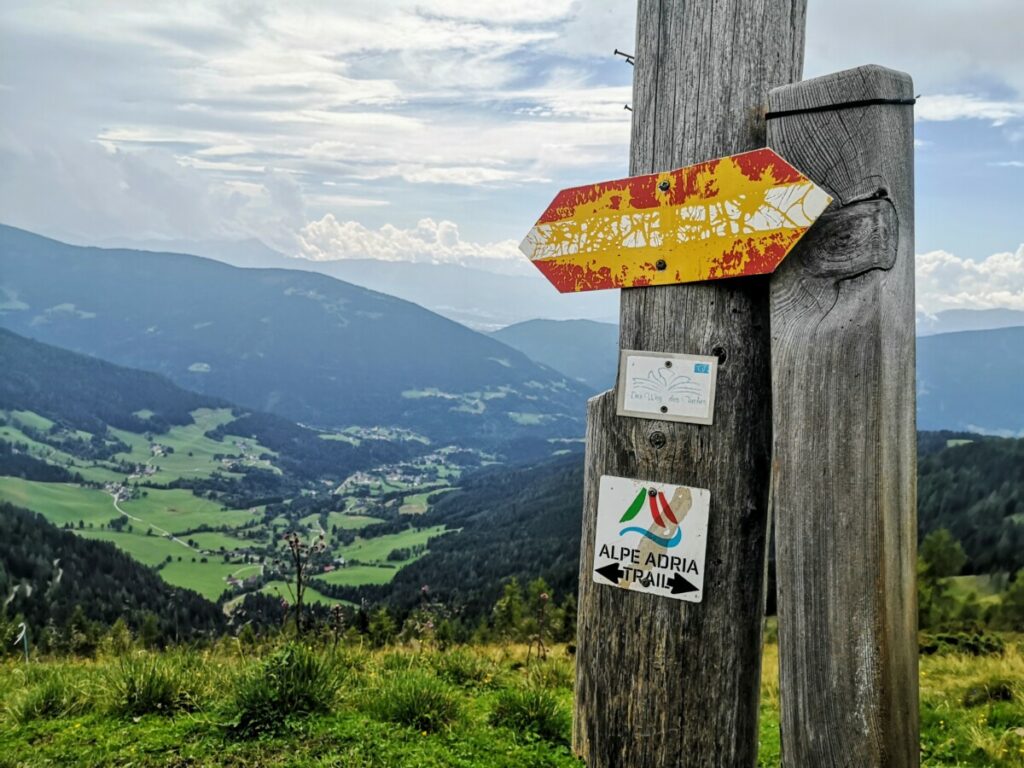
[1,639,1022,767]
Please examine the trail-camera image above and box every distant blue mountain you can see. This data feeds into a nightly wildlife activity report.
[0,224,589,448]
[917,326,1024,435]
[491,319,617,391]
[492,319,1024,435]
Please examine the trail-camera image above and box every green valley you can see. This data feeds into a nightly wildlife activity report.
[0,329,484,613]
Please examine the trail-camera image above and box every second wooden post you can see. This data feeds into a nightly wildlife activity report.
[768,65,919,767]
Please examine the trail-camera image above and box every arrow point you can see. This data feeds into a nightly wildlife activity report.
[595,562,624,585]
[668,572,699,595]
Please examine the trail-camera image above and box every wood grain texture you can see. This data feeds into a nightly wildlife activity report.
[767,65,919,768]
[573,2,807,766]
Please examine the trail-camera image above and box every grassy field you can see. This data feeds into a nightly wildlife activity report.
[325,512,386,531]
[75,530,193,567]
[315,564,404,587]
[339,525,449,565]
[0,477,117,527]
[157,560,244,601]
[1,640,1022,767]
[1,408,275,487]
[259,580,349,606]
[117,489,258,533]
[399,488,453,516]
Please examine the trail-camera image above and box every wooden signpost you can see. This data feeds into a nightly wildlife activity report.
[520,2,917,767]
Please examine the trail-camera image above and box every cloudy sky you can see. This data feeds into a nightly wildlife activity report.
[1,1,1022,314]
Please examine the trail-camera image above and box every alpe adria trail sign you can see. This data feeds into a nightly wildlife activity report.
[519,1,918,766]
[519,148,830,293]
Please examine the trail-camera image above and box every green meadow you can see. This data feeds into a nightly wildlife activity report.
[339,525,449,565]
[0,477,116,527]
[399,488,453,515]
[315,564,404,587]
[259,580,349,606]
[2,640,1022,767]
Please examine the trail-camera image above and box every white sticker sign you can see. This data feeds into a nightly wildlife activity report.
[615,350,718,425]
[593,475,710,603]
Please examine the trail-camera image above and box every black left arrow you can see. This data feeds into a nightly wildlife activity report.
[595,562,624,585]
[667,572,699,595]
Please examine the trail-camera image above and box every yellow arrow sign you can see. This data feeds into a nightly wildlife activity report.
[520,148,831,293]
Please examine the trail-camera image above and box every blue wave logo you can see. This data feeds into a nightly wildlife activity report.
[618,526,682,548]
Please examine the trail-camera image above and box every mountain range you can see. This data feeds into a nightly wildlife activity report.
[91,234,620,331]
[492,319,1024,435]
[0,225,590,449]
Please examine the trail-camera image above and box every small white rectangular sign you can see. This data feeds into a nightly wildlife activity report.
[593,475,710,603]
[615,350,718,425]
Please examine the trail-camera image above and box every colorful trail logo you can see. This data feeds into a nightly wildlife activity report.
[618,488,681,548]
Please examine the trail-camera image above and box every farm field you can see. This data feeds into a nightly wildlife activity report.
[315,564,404,587]
[118,489,258,533]
[1,408,275,487]
[339,525,449,565]
[399,487,453,515]
[0,477,117,527]
[325,512,384,531]
[76,529,193,567]
[259,580,349,606]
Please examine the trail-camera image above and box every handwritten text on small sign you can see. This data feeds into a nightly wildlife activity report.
[616,350,718,425]
[520,148,831,293]
[593,475,710,603]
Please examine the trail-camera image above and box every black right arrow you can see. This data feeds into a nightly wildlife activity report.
[667,572,699,595]
[595,562,625,585]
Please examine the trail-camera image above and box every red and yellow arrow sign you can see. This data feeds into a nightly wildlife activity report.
[519,148,831,293]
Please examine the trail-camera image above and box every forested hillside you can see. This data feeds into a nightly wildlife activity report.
[0,502,223,646]
[0,328,416,487]
[322,454,584,620]
[0,327,223,434]
[0,225,589,447]
[337,432,1024,625]
[918,436,1024,574]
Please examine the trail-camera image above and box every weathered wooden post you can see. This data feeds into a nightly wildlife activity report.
[768,66,919,766]
[572,1,808,765]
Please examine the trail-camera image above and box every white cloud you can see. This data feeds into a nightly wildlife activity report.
[297,214,525,271]
[916,94,1024,125]
[1,0,1022,299]
[917,245,1024,312]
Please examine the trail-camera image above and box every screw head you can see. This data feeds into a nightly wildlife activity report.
[660,405,669,414]
[648,487,658,496]
[655,259,667,271]
[664,360,672,368]
[649,431,667,449]
[658,180,670,192]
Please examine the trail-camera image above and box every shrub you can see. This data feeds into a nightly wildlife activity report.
[432,649,496,688]
[369,671,461,732]
[107,653,193,717]
[489,684,570,744]
[919,631,1005,656]
[526,657,574,690]
[229,643,339,736]
[7,668,91,723]
[962,677,1015,708]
